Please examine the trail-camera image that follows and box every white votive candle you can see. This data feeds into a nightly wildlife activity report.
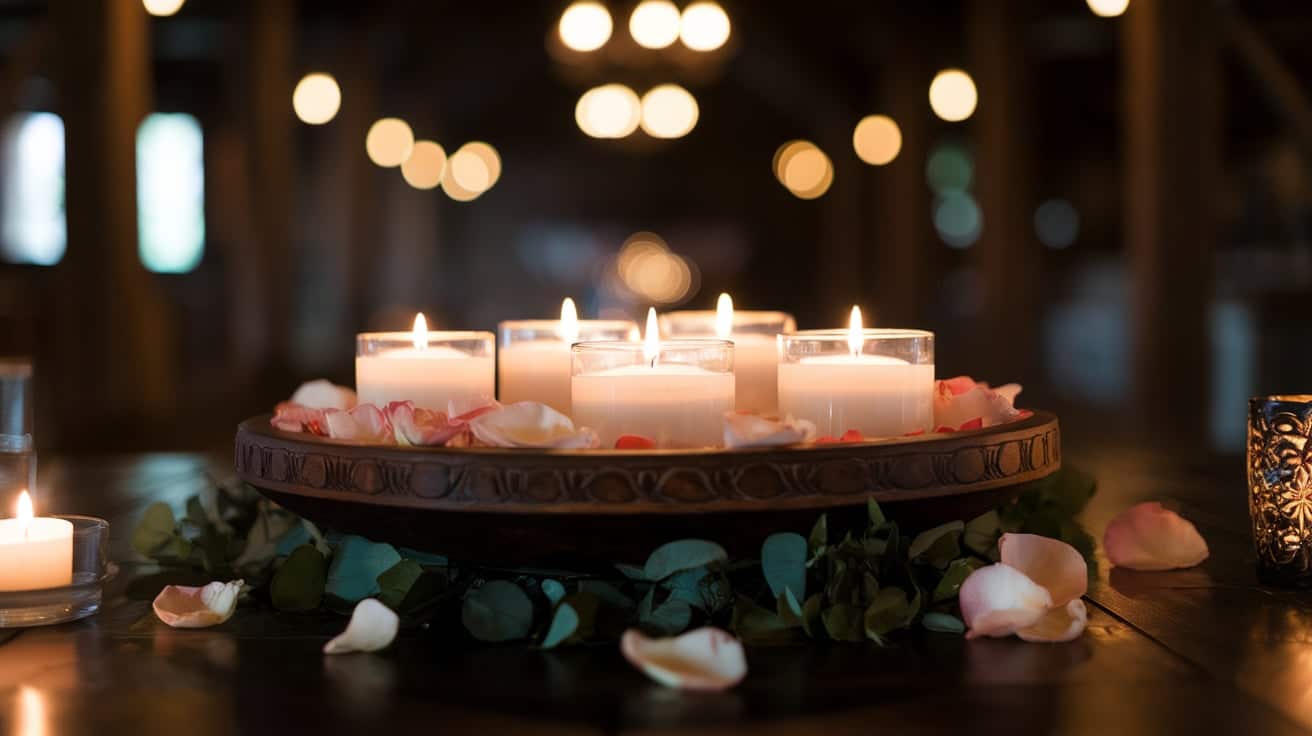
[659,294,795,415]
[356,314,494,411]
[498,299,637,414]
[0,491,73,592]
[777,309,934,438]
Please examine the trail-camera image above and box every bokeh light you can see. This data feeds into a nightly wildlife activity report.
[853,115,902,166]
[680,2,731,52]
[773,140,833,200]
[292,73,341,125]
[934,191,982,248]
[928,69,978,122]
[1034,198,1080,249]
[1087,0,1130,17]
[926,142,973,193]
[365,118,414,168]
[447,142,502,199]
[576,84,642,139]
[640,84,699,139]
[630,0,681,49]
[400,140,446,190]
[143,0,185,16]
[559,2,613,52]
[617,232,693,304]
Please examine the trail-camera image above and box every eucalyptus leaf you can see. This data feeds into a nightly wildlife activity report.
[963,510,1002,556]
[908,521,964,569]
[274,523,312,558]
[922,612,965,634]
[867,498,887,528]
[734,595,798,644]
[643,539,727,582]
[377,559,425,610]
[541,603,579,649]
[270,544,327,612]
[933,557,984,603]
[398,548,449,566]
[615,563,648,581]
[666,566,710,609]
[776,588,803,626]
[641,597,692,636]
[579,580,636,609]
[542,579,567,606]
[326,536,403,603]
[462,580,534,642]
[561,592,600,642]
[761,532,808,601]
[863,587,916,640]
[132,503,178,558]
[808,514,828,557]
[822,603,864,642]
[801,593,824,638]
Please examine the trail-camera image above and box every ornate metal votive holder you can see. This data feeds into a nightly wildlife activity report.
[0,516,114,627]
[1248,395,1312,588]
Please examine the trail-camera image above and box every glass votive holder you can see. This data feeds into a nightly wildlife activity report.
[1248,395,1312,587]
[571,340,735,449]
[660,310,796,415]
[497,319,637,414]
[356,330,495,411]
[0,515,112,627]
[0,358,32,436]
[777,329,934,438]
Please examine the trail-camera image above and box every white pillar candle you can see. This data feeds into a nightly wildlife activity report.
[498,299,637,414]
[0,491,73,592]
[572,309,735,448]
[659,294,795,415]
[355,314,494,411]
[777,308,934,438]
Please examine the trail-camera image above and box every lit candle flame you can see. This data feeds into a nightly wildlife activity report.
[412,313,429,350]
[715,292,733,339]
[560,298,580,344]
[847,306,864,357]
[16,489,32,525]
[643,307,660,365]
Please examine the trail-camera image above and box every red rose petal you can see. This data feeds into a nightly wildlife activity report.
[615,435,657,450]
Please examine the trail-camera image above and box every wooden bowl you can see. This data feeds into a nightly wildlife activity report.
[234,411,1060,566]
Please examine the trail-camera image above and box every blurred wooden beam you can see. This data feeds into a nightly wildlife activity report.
[1122,0,1218,430]
[49,0,175,447]
[1221,6,1312,159]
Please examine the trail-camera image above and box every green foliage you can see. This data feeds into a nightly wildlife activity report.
[271,545,327,612]
[377,560,425,610]
[462,580,534,642]
[542,602,579,649]
[761,532,808,602]
[643,539,728,581]
[325,536,402,603]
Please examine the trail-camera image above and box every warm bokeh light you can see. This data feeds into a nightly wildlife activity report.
[16,489,32,522]
[400,140,446,190]
[928,69,978,123]
[1087,0,1130,17]
[853,115,902,166]
[292,73,341,125]
[441,172,483,202]
[679,2,730,52]
[462,142,501,188]
[715,292,733,339]
[774,140,833,200]
[640,84,699,139]
[143,0,185,17]
[18,686,45,736]
[559,1,613,52]
[448,147,491,194]
[560,298,580,343]
[847,306,864,356]
[643,307,660,364]
[365,118,415,168]
[1034,198,1080,249]
[575,84,642,139]
[630,0,681,49]
[617,232,693,304]
[412,313,429,349]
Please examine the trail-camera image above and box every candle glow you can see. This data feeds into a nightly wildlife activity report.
[643,308,660,365]
[560,298,580,344]
[16,489,32,526]
[412,313,428,350]
[848,306,864,356]
[1,489,74,592]
[715,293,733,339]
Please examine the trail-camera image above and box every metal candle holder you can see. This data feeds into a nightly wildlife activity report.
[1248,395,1312,588]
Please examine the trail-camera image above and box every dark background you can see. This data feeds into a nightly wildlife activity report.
[0,0,1308,454]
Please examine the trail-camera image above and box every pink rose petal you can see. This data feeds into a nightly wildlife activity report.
[1017,599,1088,643]
[468,402,600,449]
[998,533,1088,606]
[271,402,327,434]
[385,401,465,447]
[959,564,1052,640]
[153,580,243,628]
[289,379,357,411]
[934,376,1024,429]
[723,411,816,448]
[1104,502,1209,571]
[447,396,501,419]
[323,404,393,444]
[620,627,747,691]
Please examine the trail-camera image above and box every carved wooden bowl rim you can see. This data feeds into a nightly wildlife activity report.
[235,411,1061,515]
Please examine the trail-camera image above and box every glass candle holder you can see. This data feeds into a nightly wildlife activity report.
[660,310,796,415]
[356,331,495,411]
[778,329,934,438]
[572,340,735,449]
[498,319,637,414]
[0,360,35,503]
[1248,395,1312,587]
[0,515,112,627]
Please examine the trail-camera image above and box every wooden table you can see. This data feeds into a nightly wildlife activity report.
[2,445,1310,735]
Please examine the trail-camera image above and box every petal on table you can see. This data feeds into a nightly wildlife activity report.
[290,379,358,411]
[723,411,817,448]
[998,533,1088,606]
[620,627,748,691]
[271,402,327,434]
[385,401,464,447]
[1017,599,1088,643]
[959,563,1052,639]
[469,402,600,449]
[934,377,1024,429]
[324,404,394,444]
[324,599,400,655]
[153,580,244,629]
[1104,502,1210,571]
